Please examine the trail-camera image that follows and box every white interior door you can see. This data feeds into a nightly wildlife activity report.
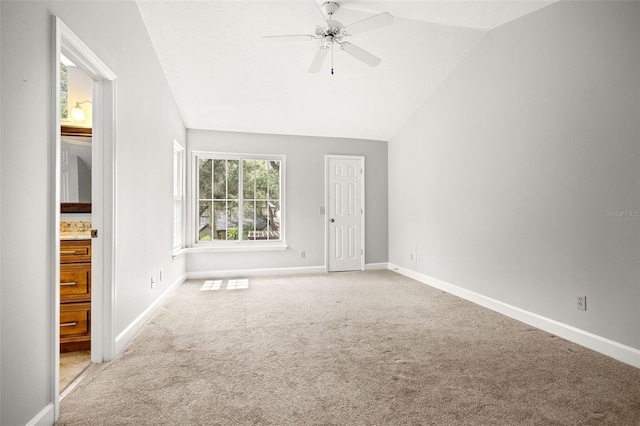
[327,156,364,272]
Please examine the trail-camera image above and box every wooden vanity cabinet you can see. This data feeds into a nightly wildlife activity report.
[60,239,91,352]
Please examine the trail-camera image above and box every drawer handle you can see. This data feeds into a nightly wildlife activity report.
[60,282,77,286]
[61,250,78,255]
[60,322,77,327]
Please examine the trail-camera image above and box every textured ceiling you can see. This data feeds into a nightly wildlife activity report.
[136,1,555,141]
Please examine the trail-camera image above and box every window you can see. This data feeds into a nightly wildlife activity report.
[195,153,284,247]
[173,141,185,252]
[60,62,69,119]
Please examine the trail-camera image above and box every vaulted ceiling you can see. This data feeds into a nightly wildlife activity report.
[136,1,556,141]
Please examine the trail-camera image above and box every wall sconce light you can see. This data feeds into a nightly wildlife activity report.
[71,100,92,122]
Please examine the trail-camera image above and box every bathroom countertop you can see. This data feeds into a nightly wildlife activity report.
[60,220,92,240]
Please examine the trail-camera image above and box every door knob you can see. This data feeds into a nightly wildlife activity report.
[330,218,335,223]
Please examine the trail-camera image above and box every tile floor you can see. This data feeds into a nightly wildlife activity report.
[60,351,91,392]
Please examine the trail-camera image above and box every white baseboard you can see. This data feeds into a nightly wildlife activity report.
[187,266,326,280]
[187,263,392,279]
[115,273,186,355]
[365,262,389,270]
[26,402,54,426]
[389,263,640,369]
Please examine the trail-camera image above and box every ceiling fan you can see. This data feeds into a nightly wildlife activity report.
[261,1,394,75]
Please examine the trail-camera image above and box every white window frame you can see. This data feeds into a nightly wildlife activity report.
[190,151,287,252]
[173,141,186,254]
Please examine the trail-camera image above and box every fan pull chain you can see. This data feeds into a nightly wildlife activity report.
[331,41,334,75]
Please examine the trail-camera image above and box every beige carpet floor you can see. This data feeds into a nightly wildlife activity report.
[58,271,640,425]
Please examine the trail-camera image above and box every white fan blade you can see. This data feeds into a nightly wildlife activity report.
[308,47,329,73]
[261,35,314,43]
[340,42,381,67]
[343,12,394,36]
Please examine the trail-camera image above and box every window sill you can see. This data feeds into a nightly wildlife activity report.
[172,248,188,258]
[187,243,288,254]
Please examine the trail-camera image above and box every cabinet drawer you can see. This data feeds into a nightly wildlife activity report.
[60,303,91,338]
[60,263,91,302]
[60,240,91,264]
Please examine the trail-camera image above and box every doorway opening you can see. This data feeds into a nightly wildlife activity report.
[59,55,93,392]
[53,16,117,421]
[325,155,365,272]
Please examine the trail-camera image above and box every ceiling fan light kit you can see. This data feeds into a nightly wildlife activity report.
[261,1,394,75]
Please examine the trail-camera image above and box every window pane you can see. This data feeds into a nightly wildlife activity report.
[173,146,184,250]
[269,200,281,240]
[198,158,212,199]
[174,199,182,248]
[174,199,182,224]
[227,201,239,241]
[255,160,268,199]
[255,201,268,231]
[174,151,183,196]
[213,201,227,240]
[213,159,226,199]
[266,201,280,240]
[243,160,255,199]
[173,152,179,197]
[228,160,239,199]
[198,201,212,241]
[60,63,68,119]
[243,202,256,240]
[268,161,280,199]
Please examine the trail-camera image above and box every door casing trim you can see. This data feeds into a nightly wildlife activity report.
[53,16,117,421]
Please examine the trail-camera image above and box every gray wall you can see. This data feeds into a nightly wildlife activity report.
[389,1,640,349]
[187,129,388,273]
[0,1,186,424]
[0,1,3,421]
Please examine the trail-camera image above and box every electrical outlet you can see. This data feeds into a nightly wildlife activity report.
[409,244,418,262]
[151,277,156,289]
[299,250,306,259]
[577,296,587,311]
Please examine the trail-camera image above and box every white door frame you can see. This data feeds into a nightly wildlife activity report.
[53,16,117,419]
[325,155,365,272]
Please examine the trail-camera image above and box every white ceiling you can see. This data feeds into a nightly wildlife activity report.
[136,1,555,141]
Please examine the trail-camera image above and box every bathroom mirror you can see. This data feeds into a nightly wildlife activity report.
[61,126,92,213]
